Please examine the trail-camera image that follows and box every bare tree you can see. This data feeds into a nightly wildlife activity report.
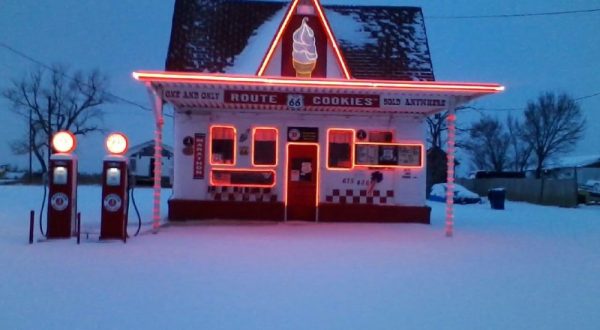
[426,111,449,150]
[462,115,510,172]
[506,114,532,172]
[425,106,471,149]
[3,65,111,173]
[522,92,585,178]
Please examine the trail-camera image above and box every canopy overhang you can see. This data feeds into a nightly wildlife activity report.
[133,71,504,116]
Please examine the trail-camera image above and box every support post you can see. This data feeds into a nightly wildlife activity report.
[445,102,457,237]
[29,210,35,244]
[147,84,164,233]
[77,212,81,245]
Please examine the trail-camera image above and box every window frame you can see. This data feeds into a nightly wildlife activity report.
[252,127,278,167]
[326,128,355,170]
[209,125,236,166]
[354,142,423,168]
[210,169,276,188]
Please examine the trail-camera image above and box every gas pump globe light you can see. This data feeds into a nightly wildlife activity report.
[52,131,77,154]
[106,132,129,155]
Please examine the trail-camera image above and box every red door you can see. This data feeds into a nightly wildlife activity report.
[286,144,318,221]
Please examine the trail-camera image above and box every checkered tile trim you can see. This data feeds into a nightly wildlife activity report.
[325,189,394,205]
[207,186,278,202]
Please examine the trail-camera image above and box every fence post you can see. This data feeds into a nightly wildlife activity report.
[539,177,545,204]
[29,210,35,244]
[76,212,81,245]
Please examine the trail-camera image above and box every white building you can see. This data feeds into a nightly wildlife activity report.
[133,0,502,227]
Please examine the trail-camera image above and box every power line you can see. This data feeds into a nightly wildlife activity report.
[0,41,173,118]
[427,8,600,20]
[472,90,600,112]
[575,91,600,101]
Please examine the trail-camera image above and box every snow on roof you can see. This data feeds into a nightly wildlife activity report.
[324,5,434,80]
[545,154,600,169]
[165,0,434,81]
[224,7,288,74]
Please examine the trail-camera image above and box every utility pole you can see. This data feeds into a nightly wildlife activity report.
[28,107,32,183]
[47,96,52,173]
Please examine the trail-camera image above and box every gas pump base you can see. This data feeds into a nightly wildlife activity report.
[47,155,78,239]
[100,157,128,241]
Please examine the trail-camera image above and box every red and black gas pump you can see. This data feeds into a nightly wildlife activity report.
[100,132,129,241]
[47,131,78,238]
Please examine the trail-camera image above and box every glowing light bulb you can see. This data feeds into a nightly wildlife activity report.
[105,133,128,155]
[52,131,76,153]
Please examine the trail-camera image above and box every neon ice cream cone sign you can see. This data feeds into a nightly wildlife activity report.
[292,17,318,78]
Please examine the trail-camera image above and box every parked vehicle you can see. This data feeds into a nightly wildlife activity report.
[578,180,600,204]
[584,180,600,193]
[428,183,482,204]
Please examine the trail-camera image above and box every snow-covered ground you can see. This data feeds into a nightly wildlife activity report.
[1,185,599,329]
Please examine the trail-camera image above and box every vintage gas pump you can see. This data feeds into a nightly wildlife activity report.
[47,131,78,238]
[100,132,129,240]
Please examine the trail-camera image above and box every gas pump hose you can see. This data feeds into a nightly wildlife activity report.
[128,177,142,237]
[39,173,48,237]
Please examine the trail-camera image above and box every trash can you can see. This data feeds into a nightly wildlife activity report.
[488,188,506,210]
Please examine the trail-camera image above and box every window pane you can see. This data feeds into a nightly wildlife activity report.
[211,127,235,164]
[211,169,275,187]
[328,130,353,168]
[253,128,277,166]
[355,144,421,167]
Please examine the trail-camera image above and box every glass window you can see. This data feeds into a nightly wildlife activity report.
[210,126,236,165]
[253,128,277,166]
[129,158,137,172]
[211,169,275,187]
[328,130,353,169]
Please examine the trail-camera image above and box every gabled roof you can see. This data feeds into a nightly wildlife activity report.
[165,0,435,81]
[127,140,174,157]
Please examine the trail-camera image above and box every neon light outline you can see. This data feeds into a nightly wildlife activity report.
[311,0,351,79]
[285,142,320,208]
[257,0,300,76]
[133,71,504,93]
[209,168,276,188]
[256,0,351,79]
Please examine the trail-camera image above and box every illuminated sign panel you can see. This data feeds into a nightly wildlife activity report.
[193,133,206,179]
[355,143,423,168]
[223,90,380,108]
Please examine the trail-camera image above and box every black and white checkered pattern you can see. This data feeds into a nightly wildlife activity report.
[324,189,394,205]
[207,186,278,202]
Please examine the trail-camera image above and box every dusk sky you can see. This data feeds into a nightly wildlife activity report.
[1,0,598,173]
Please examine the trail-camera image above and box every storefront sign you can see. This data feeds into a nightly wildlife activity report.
[193,133,206,179]
[163,89,222,102]
[225,90,379,109]
[163,88,448,113]
[305,94,379,107]
[225,91,286,105]
[381,97,447,108]
[287,127,318,142]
